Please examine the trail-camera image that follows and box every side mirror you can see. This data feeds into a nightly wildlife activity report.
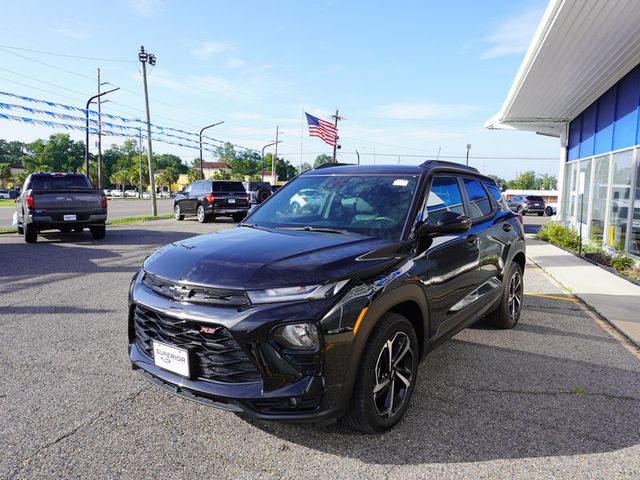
[420,211,471,236]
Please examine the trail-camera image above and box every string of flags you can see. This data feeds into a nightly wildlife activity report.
[0,90,258,153]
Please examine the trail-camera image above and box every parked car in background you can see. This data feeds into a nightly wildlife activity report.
[125,189,138,198]
[103,189,111,197]
[242,181,272,204]
[289,188,324,214]
[130,161,526,432]
[9,189,20,199]
[142,191,151,199]
[507,195,546,216]
[15,172,107,243]
[160,190,171,198]
[111,189,124,198]
[174,180,250,223]
[545,202,557,216]
[0,189,10,199]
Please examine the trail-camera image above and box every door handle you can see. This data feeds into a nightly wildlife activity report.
[503,223,512,232]
[466,234,479,245]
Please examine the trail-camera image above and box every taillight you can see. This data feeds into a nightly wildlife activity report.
[205,193,215,203]
[25,191,34,209]
[246,194,250,204]
[102,193,108,208]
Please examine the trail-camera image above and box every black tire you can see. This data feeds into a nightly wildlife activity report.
[24,223,37,243]
[545,207,553,216]
[255,187,271,204]
[233,212,246,223]
[90,224,106,240]
[174,204,184,221]
[341,312,418,433]
[537,211,543,217]
[17,224,23,235]
[196,204,209,223]
[486,262,523,329]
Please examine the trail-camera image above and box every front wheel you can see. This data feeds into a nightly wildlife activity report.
[486,261,523,329]
[341,312,418,433]
[546,206,554,216]
[174,204,184,221]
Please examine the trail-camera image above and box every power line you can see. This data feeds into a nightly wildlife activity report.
[0,44,135,63]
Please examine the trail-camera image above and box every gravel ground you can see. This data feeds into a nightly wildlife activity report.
[0,219,638,479]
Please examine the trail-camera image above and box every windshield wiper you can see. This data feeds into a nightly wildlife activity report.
[280,226,352,235]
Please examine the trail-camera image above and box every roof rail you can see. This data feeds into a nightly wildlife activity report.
[313,162,355,169]
[419,160,480,173]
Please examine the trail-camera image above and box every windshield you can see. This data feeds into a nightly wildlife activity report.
[246,174,418,239]
[27,175,90,190]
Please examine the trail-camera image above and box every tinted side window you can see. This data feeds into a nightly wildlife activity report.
[463,178,492,219]
[424,176,465,224]
[484,181,509,211]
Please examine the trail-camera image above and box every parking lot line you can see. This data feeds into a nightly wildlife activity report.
[524,292,579,302]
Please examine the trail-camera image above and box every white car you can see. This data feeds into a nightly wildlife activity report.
[111,189,124,198]
[142,191,151,199]
[0,189,10,199]
[160,190,171,198]
[545,202,557,216]
[125,189,138,198]
[103,189,111,197]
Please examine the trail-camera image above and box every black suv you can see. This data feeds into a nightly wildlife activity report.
[174,180,250,223]
[129,161,525,432]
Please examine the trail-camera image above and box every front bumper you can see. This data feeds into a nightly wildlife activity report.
[128,271,368,422]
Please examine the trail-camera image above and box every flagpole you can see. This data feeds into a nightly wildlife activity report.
[330,108,343,163]
[300,106,304,173]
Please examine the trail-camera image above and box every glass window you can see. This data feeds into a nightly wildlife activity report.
[589,155,610,242]
[423,176,465,224]
[483,181,509,211]
[212,181,246,193]
[246,174,418,240]
[577,159,592,238]
[607,150,633,250]
[27,174,91,190]
[630,154,640,256]
[462,178,492,219]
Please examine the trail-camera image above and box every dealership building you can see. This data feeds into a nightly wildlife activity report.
[487,0,640,258]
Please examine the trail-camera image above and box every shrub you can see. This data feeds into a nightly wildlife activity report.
[610,255,635,272]
[535,222,581,251]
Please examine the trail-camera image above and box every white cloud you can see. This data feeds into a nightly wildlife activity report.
[123,0,162,16]
[190,41,235,60]
[225,57,247,68]
[374,103,480,120]
[480,7,544,59]
[52,21,91,39]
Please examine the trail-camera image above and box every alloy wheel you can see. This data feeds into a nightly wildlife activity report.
[197,206,205,222]
[373,332,414,418]
[508,270,523,319]
[174,205,181,219]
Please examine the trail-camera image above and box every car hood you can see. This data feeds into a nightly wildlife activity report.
[143,226,406,289]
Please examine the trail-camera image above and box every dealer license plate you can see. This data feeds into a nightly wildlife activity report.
[153,341,190,377]
[63,214,77,221]
[227,198,236,204]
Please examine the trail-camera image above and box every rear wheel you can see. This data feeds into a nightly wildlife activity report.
[341,313,418,433]
[17,224,23,235]
[174,204,184,221]
[90,224,106,239]
[196,205,209,223]
[486,262,523,329]
[24,223,37,243]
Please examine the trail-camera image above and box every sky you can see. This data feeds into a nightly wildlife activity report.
[0,0,561,179]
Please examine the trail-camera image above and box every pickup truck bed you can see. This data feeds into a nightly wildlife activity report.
[16,173,108,243]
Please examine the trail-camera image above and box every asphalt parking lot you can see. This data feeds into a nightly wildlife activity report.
[1,219,639,479]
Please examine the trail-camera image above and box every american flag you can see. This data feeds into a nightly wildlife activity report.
[305,112,338,147]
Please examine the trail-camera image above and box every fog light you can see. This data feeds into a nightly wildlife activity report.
[274,323,319,350]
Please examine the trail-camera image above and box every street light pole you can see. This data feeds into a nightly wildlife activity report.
[139,45,157,216]
[466,143,472,166]
[85,86,119,184]
[199,121,224,179]
[138,126,143,199]
[272,126,280,185]
[261,141,280,181]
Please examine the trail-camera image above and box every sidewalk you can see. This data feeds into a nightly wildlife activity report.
[526,237,640,347]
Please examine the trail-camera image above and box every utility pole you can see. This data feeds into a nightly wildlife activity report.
[261,141,280,181]
[199,121,224,179]
[330,109,343,163]
[138,126,143,199]
[139,46,157,216]
[271,126,280,185]
[355,149,360,165]
[97,68,102,189]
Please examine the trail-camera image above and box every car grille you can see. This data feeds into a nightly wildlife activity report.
[133,305,261,384]
[142,272,249,308]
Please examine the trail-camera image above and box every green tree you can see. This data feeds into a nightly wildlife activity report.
[187,168,204,182]
[276,158,298,181]
[78,160,99,186]
[299,162,312,173]
[211,170,232,180]
[0,164,11,187]
[25,134,85,173]
[538,174,557,190]
[487,174,508,191]
[157,167,180,191]
[110,170,128,191]
[314,154,332,168]
[507,170,537,190]
[0,139,27,164]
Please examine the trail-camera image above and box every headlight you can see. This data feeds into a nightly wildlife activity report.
[274,323,319,350]
[246,279,349,304]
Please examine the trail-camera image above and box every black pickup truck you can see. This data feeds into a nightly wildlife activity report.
[16,172,108,243]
